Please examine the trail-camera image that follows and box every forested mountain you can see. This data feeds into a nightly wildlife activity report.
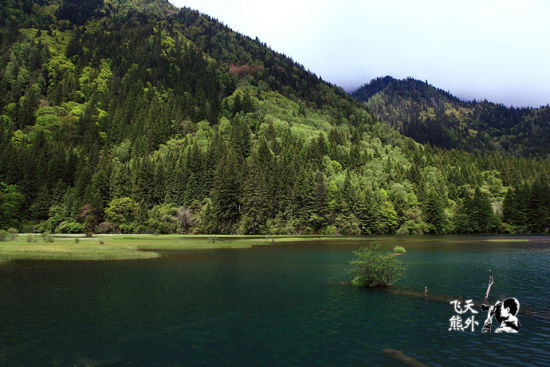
[351,76,550,157]
[1,0,549,235]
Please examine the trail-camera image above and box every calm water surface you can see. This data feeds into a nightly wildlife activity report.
[1,236,549,366]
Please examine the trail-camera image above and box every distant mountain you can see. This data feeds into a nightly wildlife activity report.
[351,76,550,157]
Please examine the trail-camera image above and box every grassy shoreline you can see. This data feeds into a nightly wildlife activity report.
[0,234,355,263]
[0,234,535,264]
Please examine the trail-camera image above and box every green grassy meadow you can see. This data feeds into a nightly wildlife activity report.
[0,234,352,263]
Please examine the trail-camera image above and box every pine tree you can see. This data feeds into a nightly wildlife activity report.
[375,189,399,234]
[232,93,242,116]
[241,158,268,233]
[351,187,379,235]
[423,189,446,234]
[291,167,314,232]
[211,148,241,233]
[503,188,519,225]
[527,178,550,233]
[309,170,329,232]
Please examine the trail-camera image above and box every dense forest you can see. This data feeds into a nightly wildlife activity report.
[1,0,549,235]
[351,76,550,157]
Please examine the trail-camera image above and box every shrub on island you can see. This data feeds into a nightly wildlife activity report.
[348,243,406,288]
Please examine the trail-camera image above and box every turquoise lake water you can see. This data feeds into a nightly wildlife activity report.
[0,236,549,366]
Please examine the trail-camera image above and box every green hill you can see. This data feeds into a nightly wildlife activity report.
[0,0,549,235]
[351,76,550,157]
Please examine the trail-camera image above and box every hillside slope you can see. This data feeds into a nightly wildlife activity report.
[0,0,549,235]
[351,76,550,157]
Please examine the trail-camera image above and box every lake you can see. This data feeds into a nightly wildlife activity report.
[1,236,549,366]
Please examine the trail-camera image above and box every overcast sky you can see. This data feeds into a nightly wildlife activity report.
[170,0,550,107]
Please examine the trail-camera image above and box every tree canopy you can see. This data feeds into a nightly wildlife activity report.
[0,1,549,234]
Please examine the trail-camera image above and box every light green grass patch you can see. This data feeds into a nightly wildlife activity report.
[0,235,361,264]
[484,239,529,242]
[0,234,366,264]
[0,238,159,262]
[393,246,406,253]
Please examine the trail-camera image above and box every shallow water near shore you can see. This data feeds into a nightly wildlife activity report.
[1,235,549,366]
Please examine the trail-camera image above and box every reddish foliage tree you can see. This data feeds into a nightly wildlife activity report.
[229,64,262,77]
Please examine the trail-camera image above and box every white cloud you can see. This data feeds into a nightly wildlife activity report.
[171,0,550,107]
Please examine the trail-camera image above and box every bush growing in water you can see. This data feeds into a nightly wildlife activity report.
[348,243,406,288]
[393,246,406,254]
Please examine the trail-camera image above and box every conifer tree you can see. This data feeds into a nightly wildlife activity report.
[241,158,268,233]
[211,148,241,233]
[423,189,446,234]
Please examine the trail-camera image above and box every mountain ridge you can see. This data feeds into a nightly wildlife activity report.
[351,76,550,157]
